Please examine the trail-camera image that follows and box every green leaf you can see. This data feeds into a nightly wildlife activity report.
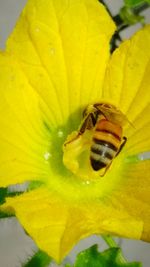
[66,245,141,267]
[0,187,8,204]
[124,0,150,7]
[120,6,145,25]
[0,186,26,205]
[0,187,15,218]
[0,210,14,218]
[23,250,51,267]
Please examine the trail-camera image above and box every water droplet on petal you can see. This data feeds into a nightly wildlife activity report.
[44,152,51,160]
[57,130,64,138]
[82,180,90,186]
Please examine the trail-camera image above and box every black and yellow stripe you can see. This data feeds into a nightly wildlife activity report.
[90,127,121,171]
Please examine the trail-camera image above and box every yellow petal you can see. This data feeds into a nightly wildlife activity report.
[2,187,143,262]
[113,158,150,242]
[103,26,150,155]
[6,0,115,127]
[103,25,150,118]
[0,52,50,187]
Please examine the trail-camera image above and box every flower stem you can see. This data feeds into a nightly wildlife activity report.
[102,235,127,264]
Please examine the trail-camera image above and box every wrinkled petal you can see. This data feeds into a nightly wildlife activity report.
[103,25,150,155]
[113,159,150,242]
[6,0,115,127]
[2,187,143,262]
[0,52,50,187]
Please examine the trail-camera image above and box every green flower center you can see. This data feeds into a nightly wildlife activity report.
[42,125,124,203]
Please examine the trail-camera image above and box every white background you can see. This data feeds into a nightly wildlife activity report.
[0,0,150,266]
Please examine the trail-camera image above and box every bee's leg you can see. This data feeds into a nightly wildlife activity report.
[80,113,96,133]
[116,136,127,156]
[99,163,112,177]
[64,113,95,146]
[99,137,127,176]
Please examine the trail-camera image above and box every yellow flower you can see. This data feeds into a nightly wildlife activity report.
[0,0,150,263]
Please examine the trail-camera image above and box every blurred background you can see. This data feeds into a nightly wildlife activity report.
[0,0,150,266]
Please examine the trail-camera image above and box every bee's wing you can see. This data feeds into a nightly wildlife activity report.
[97,106,132,127]
[109,111,131,126]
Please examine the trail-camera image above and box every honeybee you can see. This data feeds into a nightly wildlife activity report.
[65,103,127,176]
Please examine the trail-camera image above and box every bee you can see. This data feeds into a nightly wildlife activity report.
[65,103,127,176]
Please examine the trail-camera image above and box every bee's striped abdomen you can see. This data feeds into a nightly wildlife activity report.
[90,119,122,171]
